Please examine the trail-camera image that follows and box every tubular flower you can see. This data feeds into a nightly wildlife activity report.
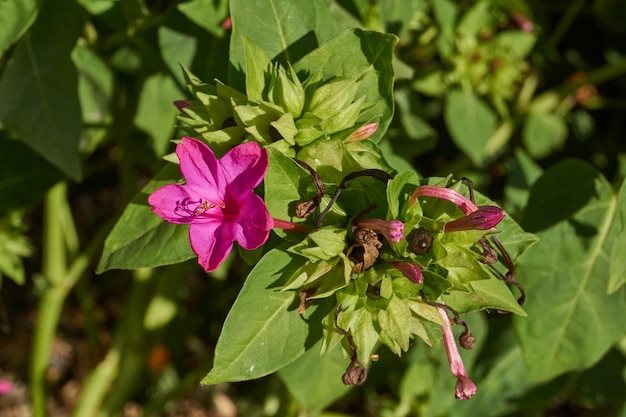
[444,205,505,232]
[438,307,477,400]
[409,185,478,215]
[392,261,424,284]
[148,137,273,272]
[356,218,404,243]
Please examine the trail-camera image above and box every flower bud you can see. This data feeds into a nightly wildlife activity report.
[174,100,192,113]
[406,227,433,255]
[356,218,404,243]
[409,185,478,214]
[345,122,379,143]
[444,206,505,232]
[272,64,305,118]
[392,261,424,284]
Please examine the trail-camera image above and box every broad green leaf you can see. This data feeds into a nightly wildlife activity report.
[608,178,626,293]
[294,29,398,144]
[228,0,340,89]
[522,112,568,159]
[494,31,537,58]
[158,26,197,86]
[0,0,39,56]
[278,340,351,414]
[456,0,494,38]
[0,0,83,180]
[297,138,362,185]
[514,159,626,382]
[177,0,229,37]
[378,296,413,354]
[431,0,458,59]
[97,164,195,273]
[202,248,327,384]
[444,89,498,167]
[134,72,180,156]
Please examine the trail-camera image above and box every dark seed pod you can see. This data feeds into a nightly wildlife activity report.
[406,227,433,255]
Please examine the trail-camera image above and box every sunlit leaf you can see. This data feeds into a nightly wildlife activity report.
[202,248,328,384]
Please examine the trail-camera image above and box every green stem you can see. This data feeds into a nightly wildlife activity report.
[30,183,68,417]
[31,183,114,417]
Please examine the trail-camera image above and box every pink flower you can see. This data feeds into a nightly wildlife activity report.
[0,379,13,395]
[392,261,423,284]
[356,218,404,243]
[444,206,505,232]
[149,137,273,272]
[438,307,477,400]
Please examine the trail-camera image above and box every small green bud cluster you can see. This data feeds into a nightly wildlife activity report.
[175,59,374,155]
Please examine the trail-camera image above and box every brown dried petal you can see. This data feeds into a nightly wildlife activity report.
[342,361,367,386]
[353,227,383,248]
[295,200,318,218]
[346,243,379,273]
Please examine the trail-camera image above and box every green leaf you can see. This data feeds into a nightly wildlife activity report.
[522,112,568,159]
[609,179,626,293]
[0,133,61,210]
[494,31,537,58]
[97,164,195,273]
[134,72,180,156]
[159,26,198,86]
[444,89,498,167]
[177,0,229,37]
[296,138,361,185]
[431,0,458,59]
[443,278,527,315]
[514,159,626,382]
[202,248,327,384]
[294,29,398,144]
[242,37,272,102]
[228,0,340,89]
[288,227,347,262]
[0,0,39,57]
[72,44,113,154]
[278,340,351,414]
[264,147,310,223]
[0,0,83,180]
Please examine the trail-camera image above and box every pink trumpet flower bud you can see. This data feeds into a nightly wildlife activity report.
[409,185,478,215]
[438,307,477,400]
[345,122,379,143]
[357,218,404,243]
[392,261,424,284]
[444,206,505,232]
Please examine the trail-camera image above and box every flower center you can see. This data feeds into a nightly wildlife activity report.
[175,197,225,217]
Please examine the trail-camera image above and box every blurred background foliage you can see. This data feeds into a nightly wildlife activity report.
[0,0,625,416]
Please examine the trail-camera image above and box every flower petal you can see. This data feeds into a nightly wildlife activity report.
[220,141,268,198]
[177,137,228,200]
[148,184,200,224]
[189,221,235,272]
[232,192,273,250]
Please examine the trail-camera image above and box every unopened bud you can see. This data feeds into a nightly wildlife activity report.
[444,206,505,232]
[345,122,379,143]
[392,261,424,284]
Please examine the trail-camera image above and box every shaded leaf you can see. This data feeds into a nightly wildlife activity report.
[278,339,351,414]
[522,112,568,159]
[608,178,626,293]
[0,0,39,56]
[444,89,498,167]
[0,0,83,180]
[514,159,626,382]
